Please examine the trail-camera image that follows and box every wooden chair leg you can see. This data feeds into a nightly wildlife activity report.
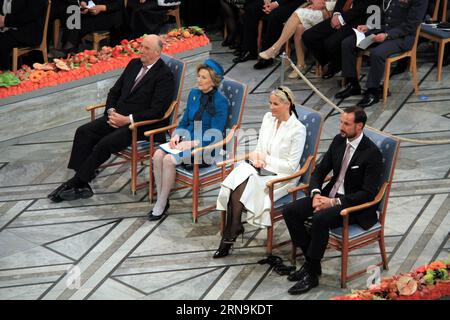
[192,167,199,223]
[131,157,137,195]
[42,47,48,64]
[315,61,322,77]
[341,246,349,289]
[383,61,391,104]
[379,235,389,270]
[174,8,181,29]
[266,226,273,256]
[437,40,445,81]
[12,48,18,72]
[411,55,419,94]
[53,19,61,49]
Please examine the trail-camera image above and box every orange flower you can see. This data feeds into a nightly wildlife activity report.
[429,261,446,270]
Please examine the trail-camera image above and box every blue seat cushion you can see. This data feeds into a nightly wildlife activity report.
[330,222,382,240]
[421,24,450,39]
[274,190,306,209]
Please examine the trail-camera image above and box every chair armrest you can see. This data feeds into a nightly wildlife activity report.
[190,125,237,156]
[129,118,165,130]
[287,183,309,194]
[144,123,178,137]
[266,156,313,188]
[129,101,178,130]
[340,182,388,217]
[85,103,106,111]
[216,153,249,167]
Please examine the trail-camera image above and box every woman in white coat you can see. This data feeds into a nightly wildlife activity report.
[213,86,306,258]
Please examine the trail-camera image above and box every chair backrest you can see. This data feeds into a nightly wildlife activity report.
[363,128,400,224]
[160,53,186,124]
[295,105,324,185]
[218,77,248,157]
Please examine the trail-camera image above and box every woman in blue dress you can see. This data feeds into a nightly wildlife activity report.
[148,59,229,220]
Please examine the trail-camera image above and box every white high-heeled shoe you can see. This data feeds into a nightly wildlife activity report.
[259,46,280,60]
[288,65,306,79]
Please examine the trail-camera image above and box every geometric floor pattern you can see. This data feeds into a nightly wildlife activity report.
[0,34,449,299]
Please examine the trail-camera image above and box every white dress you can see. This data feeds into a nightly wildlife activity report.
[294,1,336,29]
[216,112,306,228]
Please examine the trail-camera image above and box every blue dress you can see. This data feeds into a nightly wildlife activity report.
[161,88,229,165]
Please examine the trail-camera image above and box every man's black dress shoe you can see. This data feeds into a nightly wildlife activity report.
[288,271,319,295]
[232,51,257,63]
[148,202,170,221]
[335,83,361,99]
[287,262,322,281]
[47,183,71,203]
[357,91,379,108]
[59,184,93,201]
[321,64,339,79]
[253,58,273,70]
[232,48,242,56]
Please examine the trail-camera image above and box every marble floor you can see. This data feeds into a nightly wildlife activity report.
[0,33,449,300]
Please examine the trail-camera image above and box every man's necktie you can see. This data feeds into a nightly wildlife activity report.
[130,66,147,92]
[329,142,353,198]
[342,0,353,12]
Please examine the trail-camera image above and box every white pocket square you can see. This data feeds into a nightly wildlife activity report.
[351,166,359,169]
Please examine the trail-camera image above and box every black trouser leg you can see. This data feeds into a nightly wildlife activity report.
[241,0,264,54]
[282,197,314,255]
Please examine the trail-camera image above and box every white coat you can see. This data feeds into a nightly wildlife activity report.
[216,112,306,227]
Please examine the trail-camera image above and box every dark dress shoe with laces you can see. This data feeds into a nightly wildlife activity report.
[288,271,319,295]
[357,91,379,108]
[253,58,274,70]
[335,83,361,99]
[321,65,339,79]
[287,262,321,281]
[148,202,170,221]
[59,184,93,201]
[233,51,257,63]
[47,183,71,203]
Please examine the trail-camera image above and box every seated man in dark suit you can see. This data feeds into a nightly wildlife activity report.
[302,0,380,79]
[283,106,383,295]
[233,0,305,70]
[0,0,47,70]
[336,0,428,107]
[48,34,175,202]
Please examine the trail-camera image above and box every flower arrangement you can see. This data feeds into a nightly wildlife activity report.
[0,27,209,99]
[332,257,450,300]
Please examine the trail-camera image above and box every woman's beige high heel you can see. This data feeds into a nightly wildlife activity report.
[259,46,280,60]
[288,65,307,79]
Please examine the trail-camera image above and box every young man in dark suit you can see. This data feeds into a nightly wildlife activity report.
[48,34,175,202]
[302,0,380,79]
[283,106,383,295]
[336,0,428,107]
[0,0,47,70]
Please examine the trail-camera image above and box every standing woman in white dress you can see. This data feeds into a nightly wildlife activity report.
[213,86,306,258]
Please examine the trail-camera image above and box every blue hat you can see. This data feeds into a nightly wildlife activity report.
[203,59,224,80]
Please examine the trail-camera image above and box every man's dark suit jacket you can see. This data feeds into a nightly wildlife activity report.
[310,133,383,230]
[0,0,47,46]
[380,0,428,50]
[333,0,381,27]
[105,57,175,134]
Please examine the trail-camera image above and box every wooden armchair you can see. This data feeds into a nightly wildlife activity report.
[217,105,324,255]
[86,53,185,194]
[356,26,421,103]
[146,78,248,222]
[294,128,401,288]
